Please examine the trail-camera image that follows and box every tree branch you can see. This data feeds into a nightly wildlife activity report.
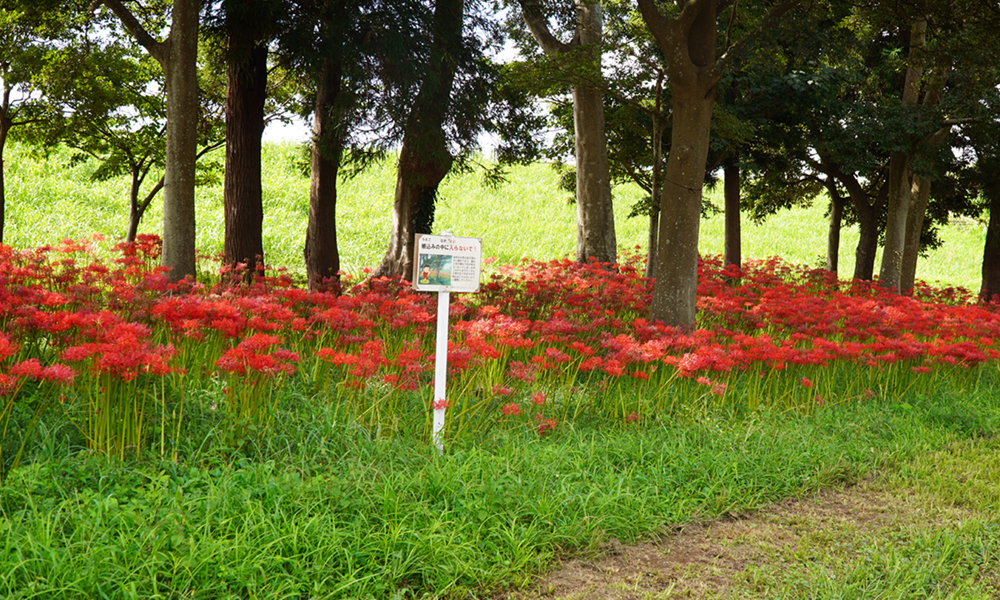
[518,0,575,54]
[93,0,168,64]
[636,0,672,51]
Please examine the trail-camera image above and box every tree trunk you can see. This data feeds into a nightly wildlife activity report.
[645,75,665,279]
[879,18,926,292]
[723,153,741,270]
[0,93,8,244]
[899,70,950,292]
[305,58,344,293]
[519,1,616,265]
[0,146,5,245]
[828,163,881,281]
[223,38,267,275]
[852,182,884,281]
[371,0,464,280]
[160,0,199,281]
[572,5,616,264]
[824,183,845,275]
[899,173,931,293]
[650,87,715,328]
[638,0,720,329]
[982,189,1000,301]
[127,166,142,242]
[99,0,199,280]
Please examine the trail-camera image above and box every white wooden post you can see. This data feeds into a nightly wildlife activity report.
[432,289,450,454]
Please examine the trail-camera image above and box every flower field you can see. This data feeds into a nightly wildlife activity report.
[1,234,999,470]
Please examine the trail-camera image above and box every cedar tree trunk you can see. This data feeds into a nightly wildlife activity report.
[223,38,267,275]
[305,58,345,293]
[371,0,464,280]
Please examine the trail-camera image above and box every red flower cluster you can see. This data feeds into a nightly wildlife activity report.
[2,236,1000,445]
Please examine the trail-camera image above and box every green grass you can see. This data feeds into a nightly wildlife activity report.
[2,141,986,290]
[2,378,998,599]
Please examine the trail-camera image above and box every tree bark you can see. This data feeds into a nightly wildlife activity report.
[899,70,950,292]
[223,37,267,275]
[371,0,464,280]
[899,173,931,293]
[100,0,200,281]
[723,152,740,270]
[1,82,8,244]
[572,4,616,263]
[520,1,616,264]
[852,180,884,281]
[982,189,1000,301]
[879,18,926,292]
[824,181,845,275]
[644,73,666,279]
[160,0,199,281]
[637,0,721,329]
[304,58,344,293]
[0,144,5,245]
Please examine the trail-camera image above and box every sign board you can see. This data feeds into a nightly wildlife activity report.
[412,233,482,293]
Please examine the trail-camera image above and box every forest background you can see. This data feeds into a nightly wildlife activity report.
[3,0,1000,326]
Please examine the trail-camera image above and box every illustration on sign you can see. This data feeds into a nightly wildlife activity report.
[413,234,482,293]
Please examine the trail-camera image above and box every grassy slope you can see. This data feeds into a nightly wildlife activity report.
[3,141,986,290]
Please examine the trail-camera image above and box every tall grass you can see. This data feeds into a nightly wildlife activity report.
[3,141,986,289]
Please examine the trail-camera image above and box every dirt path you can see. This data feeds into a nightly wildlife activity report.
[497,480,992,599]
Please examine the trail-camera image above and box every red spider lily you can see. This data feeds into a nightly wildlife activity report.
[531,391,546,405]
[0,374,15,395]
[536,416,557,435]
[432,398,450,410]
[508,361,536,382]
[8,358,43,379]
[217,336,298,376]
[501,402,520,416]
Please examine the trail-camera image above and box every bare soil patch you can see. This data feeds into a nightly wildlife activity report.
[495,482,982,600]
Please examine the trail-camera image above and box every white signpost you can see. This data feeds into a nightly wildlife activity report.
[413,233,482,453]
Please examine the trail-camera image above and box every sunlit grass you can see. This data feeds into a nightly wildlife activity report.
[2,141,985,290]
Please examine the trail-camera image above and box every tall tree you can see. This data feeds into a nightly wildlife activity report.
[635,0,802,329]
[278,0,417,292]
[371,0,464,279]
[516,0,617,264]
[201,0,286,275]
[99,0,200,281]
